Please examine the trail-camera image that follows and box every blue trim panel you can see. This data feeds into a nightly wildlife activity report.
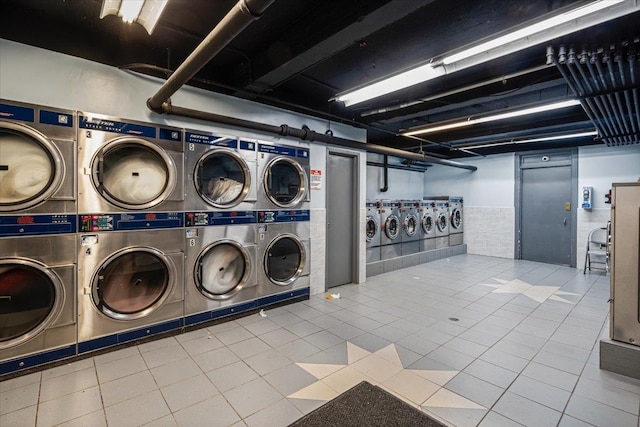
[258,210,310,223]
[40,110,73,128]
[256,287,310,306]
[449,197,463,203]
[239,140,257,151]
[258,143,309,158]
[79,116,156,138]
[78,212,184,232]
[0,103,34,122]
[158,128,182,142]
[78,319,183,354]
[0,345,76,376]
[0,214,77,237]
[185,211,257,227]
[185,132,237,147]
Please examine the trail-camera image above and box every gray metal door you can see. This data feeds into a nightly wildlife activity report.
[520,162,573,265]
[327,152,356,288]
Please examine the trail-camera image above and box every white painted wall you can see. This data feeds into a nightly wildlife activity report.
[0,39,368,294]
[366,153,425,200]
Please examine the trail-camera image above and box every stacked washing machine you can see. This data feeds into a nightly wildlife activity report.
[449,196,463,246]
[366,200,381,262]
[256,141,311,297]
[76,113,185,353]
[183,129,259,326]
[0,100,79,374]
[419,200,436,251]
[400,200,420,255]
[380,200,402,259]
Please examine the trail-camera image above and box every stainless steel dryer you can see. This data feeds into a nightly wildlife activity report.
[366,200,381,263]
[449,196,463,246]
[257,142,310,211]
[380,200,401,260]
[419,200,436,252]
[256,210,310,297]
[400,200,420,255]
[0,234,76,375]
[185,129,257,211]
[184,211,258,327]
[77,225,184,353]
[77,113,184,217]
[0,100,77,237]
[431,197,450,249]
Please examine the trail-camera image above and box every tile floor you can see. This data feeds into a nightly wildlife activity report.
[2,254,640,427]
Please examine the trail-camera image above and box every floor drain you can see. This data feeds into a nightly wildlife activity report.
[448,317,459,322]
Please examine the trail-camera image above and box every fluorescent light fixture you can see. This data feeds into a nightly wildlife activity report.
[441,0,624,65]
[336,64,445,107]
[403,99,581,137]
[100,0,169,34]
[458,131,598,150]
[334,0,628,107]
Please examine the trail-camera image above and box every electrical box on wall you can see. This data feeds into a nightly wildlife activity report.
[582,186,593,209]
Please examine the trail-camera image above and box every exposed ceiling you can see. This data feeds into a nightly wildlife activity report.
[1,0,639,160]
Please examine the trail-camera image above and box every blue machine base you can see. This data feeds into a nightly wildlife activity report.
[0,344,76,376]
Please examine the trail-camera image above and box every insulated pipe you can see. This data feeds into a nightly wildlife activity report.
[594,55,628,145]
[629,52,640,134]
[605,52,631,143]
[617,53,637,136]
[159,102,478,170]
[147,0,275,112]
[584,55,622,146]
[380,155,389,192]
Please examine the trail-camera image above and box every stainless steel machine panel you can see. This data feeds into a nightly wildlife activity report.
[400,200,420,255]
[1,234,76,363]
[257,142,310,211]
[432,198,450,249]
[366,200,381,263]
[185,130,257,211]
[449,196,463,246]
[380,200,401,259]
[77,113,184,214]
[0,100,76,216]
[184,220,258,321]
[77,228,184,344]
[420,200,436,252]
[610,183,640,347]
[256,210,310,297]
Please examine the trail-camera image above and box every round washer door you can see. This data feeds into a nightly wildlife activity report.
[194,149,251,208]
[264,158,306,208]
[0,121,64,212]
[195,241,251,300]
[91,138,176,210]
[421,213,434,234]
[404,214,418,237]
[437,212,448,232]
[265,234,306,286]
[365,215,379,242]
[451,208,462,229]
[92,248,174,320]
[384,215,400,240]
[0,259,64,348]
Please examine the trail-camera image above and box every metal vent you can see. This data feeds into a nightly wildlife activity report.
[548,41,640,146]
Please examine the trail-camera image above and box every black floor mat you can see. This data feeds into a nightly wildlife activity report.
[288,381,448,427]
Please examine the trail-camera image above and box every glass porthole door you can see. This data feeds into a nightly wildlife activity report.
[385,215,400,240]
[194,150,251,208]
[264,158,306,208]
[195,241,250,300]
[265,235,305,286]
[366,216,378,242]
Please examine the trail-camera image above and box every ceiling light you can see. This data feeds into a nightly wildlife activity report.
[334,0,632,107]
[336,64,445,107]
[100,0,169,34]
[402,100,581,137]
[457,131,598,150]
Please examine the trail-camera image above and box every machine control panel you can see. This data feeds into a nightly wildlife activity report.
[258,209,310,223]
[0,214,77,237]
[185,211,257,226]
[79,212,184,232]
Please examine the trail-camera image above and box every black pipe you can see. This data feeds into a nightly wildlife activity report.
[160,102,478,170]
[147,0,275,112]
[629,52,640,134]
[584,54,621,146]
[605,52,631,143]
[380,155,389,192]
[366,161,427,173]
[617,52,637,136]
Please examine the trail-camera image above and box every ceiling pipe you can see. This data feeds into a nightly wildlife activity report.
[147,0,275,112]
[158,102,477,170]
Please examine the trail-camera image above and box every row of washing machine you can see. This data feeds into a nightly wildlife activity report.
[366,197,463,263]
[0,99,311,375]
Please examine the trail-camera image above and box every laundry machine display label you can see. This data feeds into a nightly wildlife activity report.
[158,128,183,142]
[0,103,35,122]
[0,214,77,236]
[258,209,310,223]
[186,132,236,147]
[79,116,156,138]
[258,143,302,157]
[39,110,73,127]
[79,212,184,232]
[185,211,257,226]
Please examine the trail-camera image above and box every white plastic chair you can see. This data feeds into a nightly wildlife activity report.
[583,226,609,274]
